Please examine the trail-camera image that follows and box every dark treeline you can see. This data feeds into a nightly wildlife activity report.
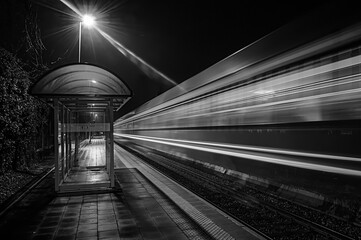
[0,0,50,173]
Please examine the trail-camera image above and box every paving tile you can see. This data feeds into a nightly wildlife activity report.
[79,218,97,224]
[78,223,98,231]
[99,212,115,218]
[82,206,97,211]
[98,202,113,207]
[81,203,98,208]
[59,221,77,228]
[61,217,78,223]
[98,229,120,239]
[64,212,80,218]
[67,204,82,209]
[83,198,98,202]
[99,217,117,224]
[77,229,98,238]
[83,202,98,206]
[98,223,118,231]
[81,209,97,214]
[98,209,114,215]
[77,236,98,240]
[56,227,77,236]
[80,213,97,219]
[83,201,98,206]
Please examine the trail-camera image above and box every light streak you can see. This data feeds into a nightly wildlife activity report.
[94,27,178,86]
[115,133,361,176]
[59,0,82,17]
[59,0,179,87]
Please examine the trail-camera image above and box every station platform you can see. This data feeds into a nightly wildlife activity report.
[0,140,264,240]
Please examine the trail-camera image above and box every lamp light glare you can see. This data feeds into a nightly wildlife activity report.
[82,14,95,27]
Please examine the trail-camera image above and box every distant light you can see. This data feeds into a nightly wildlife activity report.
[91,80,97,83]
[82,14,95,28]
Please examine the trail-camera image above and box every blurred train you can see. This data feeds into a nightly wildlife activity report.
[114,6,361,187]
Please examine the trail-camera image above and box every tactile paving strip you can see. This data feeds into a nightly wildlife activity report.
[117,147,237,240]
[117,168,212,240]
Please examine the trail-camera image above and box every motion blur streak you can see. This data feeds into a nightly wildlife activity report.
[119,134,361,162]
[59,0,179,87]
[115,133,361,177]
[189,88,361,120]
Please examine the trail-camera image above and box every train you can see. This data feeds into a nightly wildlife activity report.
[114,5,361,204]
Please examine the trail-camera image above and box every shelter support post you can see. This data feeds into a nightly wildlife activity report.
[54,99,59,192]
[65,108,68,175]
[105,110,109,172]
[67,109,71,170]
[109,99,114,187]
[61,104,65,182]
[74,111,79,167]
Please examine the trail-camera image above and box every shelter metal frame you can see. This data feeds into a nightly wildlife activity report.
[30,63,132,193]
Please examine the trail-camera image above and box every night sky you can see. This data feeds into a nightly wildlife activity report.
[1,0,337,119]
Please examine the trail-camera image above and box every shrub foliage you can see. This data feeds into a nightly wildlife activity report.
[0,48,48,173]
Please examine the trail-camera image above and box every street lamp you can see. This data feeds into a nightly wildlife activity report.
[78,14,96,63]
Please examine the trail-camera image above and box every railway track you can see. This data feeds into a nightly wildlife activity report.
[117,141,360,240]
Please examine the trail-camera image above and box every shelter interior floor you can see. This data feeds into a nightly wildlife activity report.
[61,138,109,187]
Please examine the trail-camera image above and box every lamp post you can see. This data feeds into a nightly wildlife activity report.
[78,14,96,63]
[78,21,81,63]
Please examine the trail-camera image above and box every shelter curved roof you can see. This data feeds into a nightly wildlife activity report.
[31,63,131,97]
[30,63,132,112]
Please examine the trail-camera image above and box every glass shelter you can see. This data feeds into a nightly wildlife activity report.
[31,63,131,193]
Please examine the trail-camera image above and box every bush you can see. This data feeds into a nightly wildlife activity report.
[0,48,47,173]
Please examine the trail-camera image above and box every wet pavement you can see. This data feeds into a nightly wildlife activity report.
[0,170,193,240]
[0,140,262,240]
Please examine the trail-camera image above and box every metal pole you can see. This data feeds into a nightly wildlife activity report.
[75,110,79,167]
[54,99,59,192]
[78,21,82,63]
[109,99,114,188]
[67,110,71,170]
[105,110,109,173]
[61,105,65,181]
